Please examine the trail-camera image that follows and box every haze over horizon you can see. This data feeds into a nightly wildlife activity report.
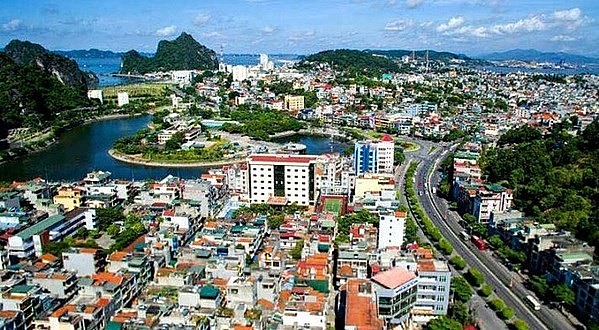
[1,0,597,57]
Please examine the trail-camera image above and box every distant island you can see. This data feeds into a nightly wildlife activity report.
[120,32,218,74]
[54,48,123,59]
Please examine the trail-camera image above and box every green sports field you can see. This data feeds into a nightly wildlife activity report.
[323,198,342,214]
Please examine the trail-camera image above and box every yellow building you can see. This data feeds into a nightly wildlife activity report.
[53,186,85,211]
[353,174,395,199]
[284,95,305,111]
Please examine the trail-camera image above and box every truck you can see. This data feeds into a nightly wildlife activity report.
[471,235,487,250]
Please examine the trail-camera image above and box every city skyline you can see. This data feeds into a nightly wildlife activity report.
[1,0,598,56]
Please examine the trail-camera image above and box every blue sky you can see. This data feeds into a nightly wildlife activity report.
[1,0,597,56]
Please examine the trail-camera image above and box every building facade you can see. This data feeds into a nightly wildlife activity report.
[353,135,395,176]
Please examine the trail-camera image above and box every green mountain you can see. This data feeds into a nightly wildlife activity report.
[0,40,92,140]
[4,40,98,89]
[299,49,401,76]
[368,49,472,61]
[120,32,218,74]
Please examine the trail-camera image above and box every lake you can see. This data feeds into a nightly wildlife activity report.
[0,116,349,182]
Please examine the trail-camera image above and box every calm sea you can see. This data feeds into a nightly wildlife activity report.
[71,54,300,87]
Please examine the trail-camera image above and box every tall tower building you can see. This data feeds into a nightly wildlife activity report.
[353,134,395,176]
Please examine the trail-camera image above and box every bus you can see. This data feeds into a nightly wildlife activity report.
[460,231,470,241]
[526,295,541,311]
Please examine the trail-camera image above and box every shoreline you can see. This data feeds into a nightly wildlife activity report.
[108,149,247,168]
[0,112,147,166]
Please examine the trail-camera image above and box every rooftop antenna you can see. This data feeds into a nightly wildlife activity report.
[412,50,415,61]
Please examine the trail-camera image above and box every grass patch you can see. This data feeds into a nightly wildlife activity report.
[103,83,173,99]
[323,198,342,215]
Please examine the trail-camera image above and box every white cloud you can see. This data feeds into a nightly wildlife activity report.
[553,8,582,21]
[436,16,464,33]
[551,35,578,42]
[2,19,22,31]
[261,26,276,34]
[406,0,424,8]
[193,13,211,26]
[551,8,586,30]
[420,21,434,28]
[202,31,225,39]
[155,25,177,37]
[288,31,315,42]
[490,15,545,34]
[384,19,413,31]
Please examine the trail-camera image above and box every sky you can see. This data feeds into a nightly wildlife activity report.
[1,0,597,56]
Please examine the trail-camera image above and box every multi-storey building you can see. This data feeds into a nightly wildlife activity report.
[371,267,418,326]
[413,259,451,320]
[353,135,395,176]
[378,211,406,250]
[53,186,85,211]
[284,95,305,111]
[247,154,319,206]
[8,208,96,259]
[471,184,513,223]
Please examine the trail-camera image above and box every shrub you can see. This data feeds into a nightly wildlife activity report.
[499,307,515,320]
[511,319,529,330]
[479,283,493,297]
[489,298,506,311]
[449,256,467,270]
[465,267,485,287]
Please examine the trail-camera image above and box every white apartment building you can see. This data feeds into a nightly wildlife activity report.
[247,154,319,206]
[472,184,514,223]
[353,135,395,176]
[117,92,129,107]
[231,65,248,82]
[413,259,451,323]
[378,211,406,250]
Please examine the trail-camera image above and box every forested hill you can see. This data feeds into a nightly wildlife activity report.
[0,52,91,140]
[120,32,218,74]
[298,49,401,76]
[3,39,98,89]
[368,49,471,61]
[481,120,599,247]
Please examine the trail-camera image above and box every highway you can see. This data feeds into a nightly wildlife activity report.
[397,140,509,329]
[414,143,576,330]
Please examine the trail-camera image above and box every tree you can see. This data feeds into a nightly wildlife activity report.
[438,238,454,255]
[465,267,484,287]
[449,301,473,325]
[511,319,530,330]
[449,256,467,270]
[488,235,505,249]
[96,207,126,232]
[107,224,121,237]
[451,276,472,303]
[394,148,405,166]
[550,284,575,307]
[165,132,184,151]
[267,214,284,230]
[425,316,462,330]
[489,298,506,311]
[499,307,515,320]
[528,276,548,299]
[479,283,493,297]
[290,240,304,260]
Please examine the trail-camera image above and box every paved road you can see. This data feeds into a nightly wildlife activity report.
[415,143,576,330]
[397,140,509,329]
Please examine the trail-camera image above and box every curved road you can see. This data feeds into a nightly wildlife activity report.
[413,141,575,330]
